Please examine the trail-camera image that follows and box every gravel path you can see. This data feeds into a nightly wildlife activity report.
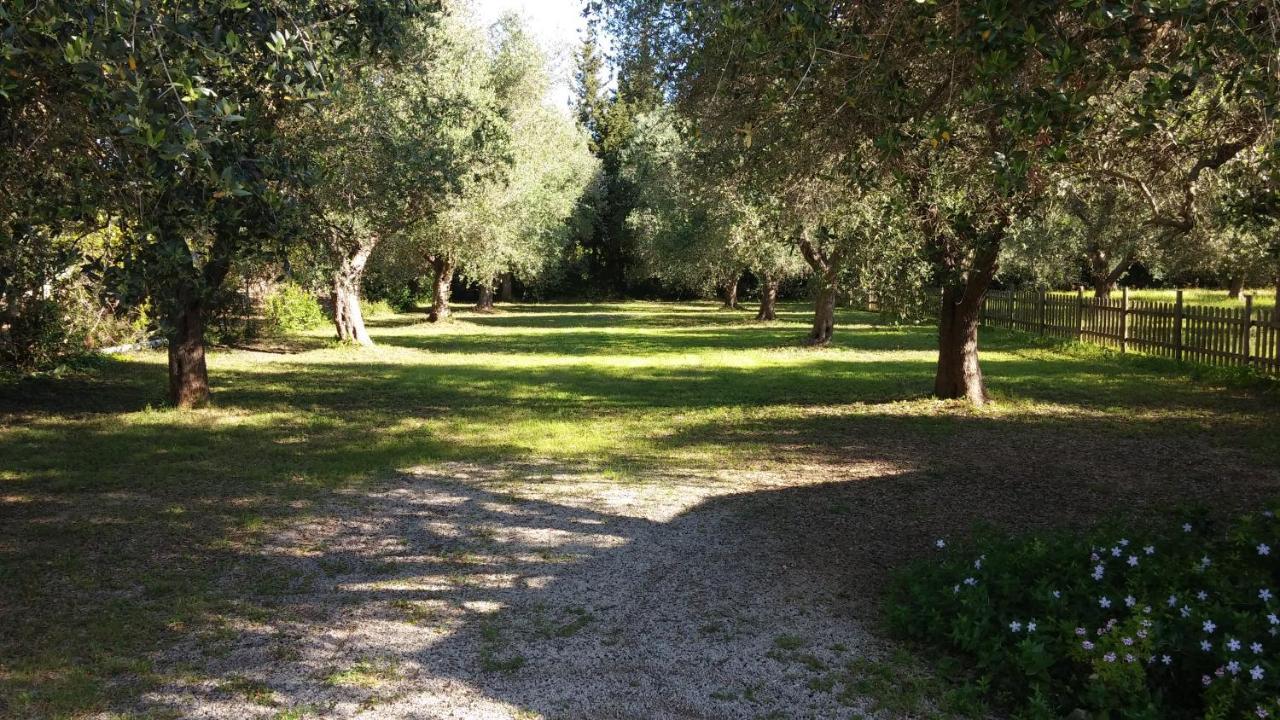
[140,462,901,720]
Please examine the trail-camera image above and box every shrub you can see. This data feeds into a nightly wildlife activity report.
[889,507,1279,719]
[262,283,326,335]
[362,298,396,318]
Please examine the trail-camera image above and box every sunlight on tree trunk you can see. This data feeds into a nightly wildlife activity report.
[332,245,373,346]
[720,273,740,309]
[756,278,779,321]
[428,256,454,322]
[808,284,836,345]
[167,296,210,408]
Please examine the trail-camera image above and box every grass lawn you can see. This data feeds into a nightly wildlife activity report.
[2,301,1278,719]
[1125,287,1277,309]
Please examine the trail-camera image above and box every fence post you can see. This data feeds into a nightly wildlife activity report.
[1174,289,1184,363]
[1039,290,1047,336]
[1243,294,1253,366]
[1120,286,1129,353]
[1076,287,1085,341]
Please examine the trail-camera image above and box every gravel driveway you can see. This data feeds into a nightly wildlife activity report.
[139,461,902,720]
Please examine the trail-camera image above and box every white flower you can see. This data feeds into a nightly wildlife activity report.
[1204,620,1217,634]
[1100,596,1112,609]
[1183,523,1193,533]
[953,584,960,593]
[1052,590,1061,599]
[1122,636,1134,646]
[1202,640,1213,651]
[1111,547,1122,557]
[1197,590,1208,601]
[1168,594,1179,607]
[1181,606,1192,618]
[1104,652,1117,662]
[1251,665,1265,681]
[1010,620,1022,633]
[1227,660,1241,675]
[973,557,982,570]
[935,538,946,549]
[1202,674,1211,685]
[1162,654,1172,665]
[1201,556,1212,567]
[1256,706,1269,719]
[1092,564,1106,580]
[1228,638,1241,652]
[963,577,977,586]
[1261,588,1274,602]
[1027,620,1037,633]
[1124,653,1135,663]
[1075,627,1087,636]
[1082,640,1094,650]
[1251,642,1263,654]
[1144,545,1155,555]
[1259,543,1272,557]
[1119,538,1130,546]
[1269,613,1278,625]
[1127,555,1139,567]
[1124,595,1136,608]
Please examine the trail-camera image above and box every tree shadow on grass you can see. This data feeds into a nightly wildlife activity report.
[3,302,1280,717]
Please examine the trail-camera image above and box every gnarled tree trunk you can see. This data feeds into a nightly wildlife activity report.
[1086,247,1134,299]
[499,272,514,303]
[428,256,454,322]
[798,236,842,345]
[719,273,741,309]
[167,294,210,408]
[475,278,496,312]
[810,283,836,343]
[756,278,779,321]
[933,245,999,405]
[1228,275,1245,299]
[332,244,373,346]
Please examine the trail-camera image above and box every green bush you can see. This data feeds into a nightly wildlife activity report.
[362,298,396,318]
[889,507,1279,719]
[262,283,326,335]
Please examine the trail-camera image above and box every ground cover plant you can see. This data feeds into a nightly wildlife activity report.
[891,507,1280,718]
[2,302,1279,718]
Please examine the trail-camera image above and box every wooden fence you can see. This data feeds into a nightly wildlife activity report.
[979,289,1280,376]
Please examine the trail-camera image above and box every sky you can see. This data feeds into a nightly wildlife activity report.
[469,0,606,111]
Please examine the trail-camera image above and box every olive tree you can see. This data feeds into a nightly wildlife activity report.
[4,0,425,405]
[292,14,503,343]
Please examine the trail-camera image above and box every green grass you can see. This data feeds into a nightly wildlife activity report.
[1124,287,1276,309]
[1,300,1278,718]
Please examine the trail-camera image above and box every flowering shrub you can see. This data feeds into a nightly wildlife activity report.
[888,506,1279,719]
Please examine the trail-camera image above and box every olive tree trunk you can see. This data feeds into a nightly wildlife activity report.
[499,272,514,303]
[933,245,999,405]
[167,294,210,408]
[1228,274,1246,299]
[810,283,836,343]
[719,273,741,309]
[332,244,373,346]
[475,278,496,312]
[428,256,454,323]
[1087,248,1134,299]
[756,278,779,321]
[797,236,842,345]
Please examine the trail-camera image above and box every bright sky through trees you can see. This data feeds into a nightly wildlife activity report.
[471,0,607,110]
